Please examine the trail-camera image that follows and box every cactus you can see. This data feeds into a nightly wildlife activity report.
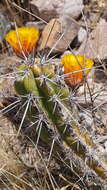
[14,59,107,187]
[4,26,107,188]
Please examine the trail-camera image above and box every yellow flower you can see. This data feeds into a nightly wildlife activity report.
[61,54,94,87]
[5,27,39,58]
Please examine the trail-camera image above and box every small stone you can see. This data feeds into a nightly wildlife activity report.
[78,27,87,43]
[26,21,45,30]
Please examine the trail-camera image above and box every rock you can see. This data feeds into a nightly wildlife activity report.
[102,7,107,21]
[31,0,84,22]
[0,13,11,41]
[38,18,79,53]
[26,21,46,30]
[0,55,21,101]
[31,0,83,53]
[61,0,84,20]
[78,27,87,43]
[77,19,107,60]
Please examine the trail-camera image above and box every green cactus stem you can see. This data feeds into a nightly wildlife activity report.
[14,63,107,182]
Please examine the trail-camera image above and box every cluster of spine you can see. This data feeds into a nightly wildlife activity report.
[14,60,107,187]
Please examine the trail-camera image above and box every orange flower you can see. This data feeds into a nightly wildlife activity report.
[5,27,39,58]
[61,54,94,88]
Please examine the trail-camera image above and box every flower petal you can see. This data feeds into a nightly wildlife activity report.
[5,27,39,58]
[61,54,94,87]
